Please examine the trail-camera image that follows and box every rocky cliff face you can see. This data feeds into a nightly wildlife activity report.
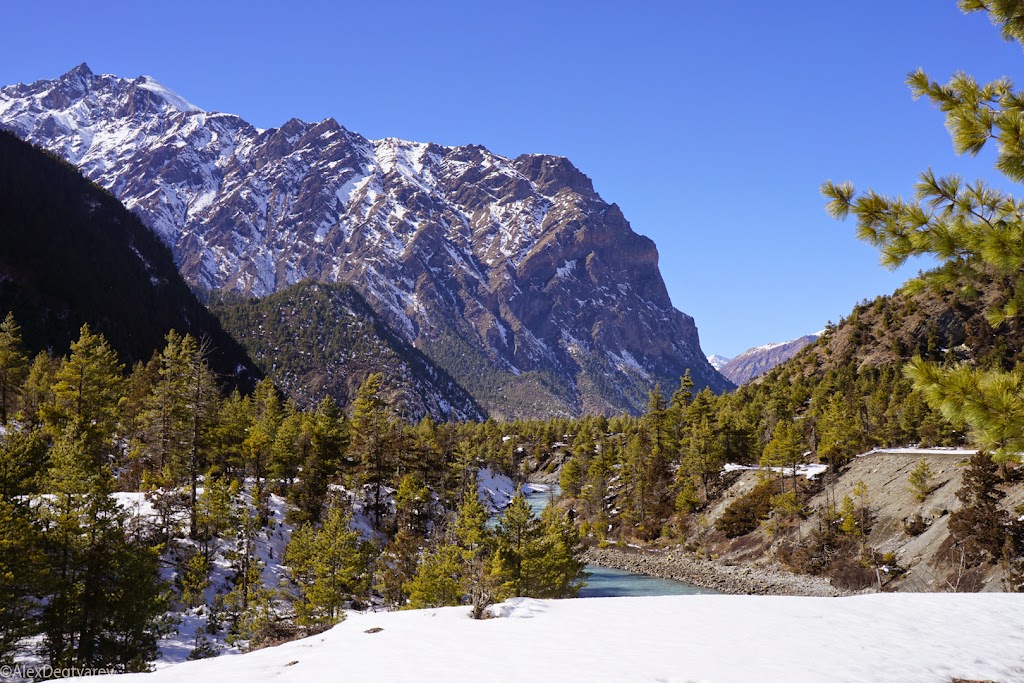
[0,64,732,418]
[719,333,821,385]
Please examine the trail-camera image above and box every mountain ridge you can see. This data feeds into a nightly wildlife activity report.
[719,332,822,385]
[0,64,733,418]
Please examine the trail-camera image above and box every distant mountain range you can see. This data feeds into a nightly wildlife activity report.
[0,64,732,418]
[706,354,731,371]
[713,332,823,385]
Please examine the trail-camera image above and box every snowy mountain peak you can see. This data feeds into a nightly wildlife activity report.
[133,75,201,113]
[0,66,733,418]
[707,354,731,371]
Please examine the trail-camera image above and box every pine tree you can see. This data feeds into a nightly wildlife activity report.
[449,441,479,505]
[393,473,431,537]
[949,451,1010,564]
[178,550,212,609]
[621,431,652,532]
[194,475,237,561]
[524,505,586,599]
[908,458,934,502]
[39,429,166,672]
[18,352,60,428]
[822,2,1024,468]
[403,544,463,609]
[681,388,726,499]
[244,379,282,519]
[814,394,863,465]
[182,335,220,539]
[761,420,805,492]
[374,528,420,609]
[210,389,252,479]
[43,324,125,459]
[284,502,369,627]
[288,397,346,527]
[559,456,585,498]
[491,491,538,598]
[0,498,41,662]
[0,313,28,424]
[0,429,47,499]
[350,374,398,529]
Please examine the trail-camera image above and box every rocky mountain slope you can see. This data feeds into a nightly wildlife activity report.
[0,130,259,386]
[210,282,484,421]
[718,332,821,385]
[0,64,731,418]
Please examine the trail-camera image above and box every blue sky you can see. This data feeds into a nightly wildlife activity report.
[4,1,1021,357]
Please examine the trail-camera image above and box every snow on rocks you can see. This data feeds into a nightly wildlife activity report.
[723,462,828,480]
[475,467,543,513]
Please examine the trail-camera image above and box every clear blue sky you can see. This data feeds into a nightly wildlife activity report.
[3,1,1021,357]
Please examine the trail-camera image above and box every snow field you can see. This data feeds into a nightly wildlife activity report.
[71,592,1024,683]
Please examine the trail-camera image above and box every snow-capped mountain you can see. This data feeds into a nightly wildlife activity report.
[0,64,732,418]
[719,332,823,385]
[706,354,731,371]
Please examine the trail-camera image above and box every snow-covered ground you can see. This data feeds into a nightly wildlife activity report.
[69,593,1024,683]
[723,462,829,480]
[859,447,980,458]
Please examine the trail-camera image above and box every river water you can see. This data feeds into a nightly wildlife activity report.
[520,486,713,598]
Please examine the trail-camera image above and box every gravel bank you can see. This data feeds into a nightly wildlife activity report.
[583,546,852,597]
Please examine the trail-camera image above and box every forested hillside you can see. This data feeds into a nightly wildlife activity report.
[209,282,484,422]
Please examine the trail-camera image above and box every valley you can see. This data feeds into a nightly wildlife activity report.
[3,2,1024,680]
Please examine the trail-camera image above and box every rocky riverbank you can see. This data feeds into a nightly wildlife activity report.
[583,546,852,597]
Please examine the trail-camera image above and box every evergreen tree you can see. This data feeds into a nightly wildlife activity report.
[621,431,652,532]
[403,544,463,609]
[814,394,863,465]
[524,505,586,599]
[350,373,397,529]
[0,498,41,663]
[244,379,282,518]
[761,420,805,492]
[39,429,166,672]
[178,550,212,609]
[949,451,1011,564]
[288,396,347,527]
[182,335,220,538]
[681,388,725,499]
[823,2,1024,468]
[42,325,125,459]
[194,475,237,561]
[559,456,585,498]
[284,501,369,627]
[18,352,60,428]
[491,491,538,598]
[908,458,934,502]
[452,489,498,619]
[0,429,47,499]
[0,313,28,424]
[210,389,252,479]
[375,529,420,609]
[393,473,431,537]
